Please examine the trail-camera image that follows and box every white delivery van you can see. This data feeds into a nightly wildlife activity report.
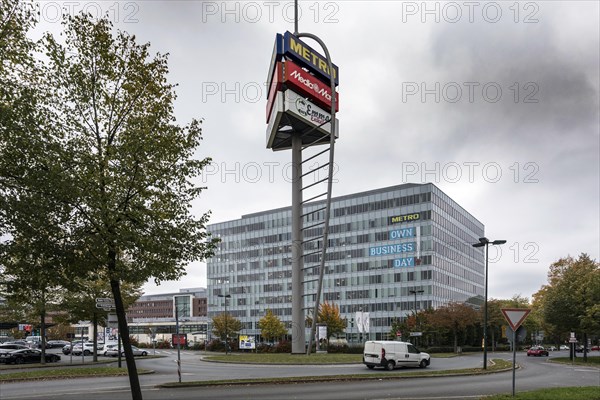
[363,340,430,370]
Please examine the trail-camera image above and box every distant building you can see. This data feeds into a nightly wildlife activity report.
[207,183,485,341]
[123,288,208,344]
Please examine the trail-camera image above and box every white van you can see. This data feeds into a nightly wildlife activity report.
[363,340,430,370]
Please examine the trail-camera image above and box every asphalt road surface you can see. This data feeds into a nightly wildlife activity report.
[1,350,598,399]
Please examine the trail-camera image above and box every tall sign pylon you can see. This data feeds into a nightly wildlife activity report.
[265,1,340,354]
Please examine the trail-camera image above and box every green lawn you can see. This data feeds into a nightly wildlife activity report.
[549,356,600,367]
[0,367,152,382]
[483,386,600,400]
[161,359,513,387]
[204,352,362,364]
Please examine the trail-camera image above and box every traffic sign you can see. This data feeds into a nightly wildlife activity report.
[501,308,531,331]
[96,298,114,304]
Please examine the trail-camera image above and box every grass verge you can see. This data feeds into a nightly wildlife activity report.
[548,357,600,367]
[160,358,512,388]
[0,367,153,382]
[482,386,600,399]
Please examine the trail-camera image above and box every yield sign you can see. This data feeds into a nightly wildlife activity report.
[501,308,531,331]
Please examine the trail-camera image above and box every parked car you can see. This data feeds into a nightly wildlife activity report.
[103,343,120,356]
[62,341,84,355]
[105,345,148,357]
[0,349,61,364]
[559,345,569,350]
[72,342,104,356]
[45,340,70,349]
[591,345,600,351]
[527,346,549,357]
[546,346,556,351]
[575,345,588,353]
[0,343,29,353]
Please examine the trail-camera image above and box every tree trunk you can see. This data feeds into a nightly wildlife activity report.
[453,329,458,353]
[40,291,46,365]
[108,246,142,400]
[93,313,98,362]
[583,332,588,362]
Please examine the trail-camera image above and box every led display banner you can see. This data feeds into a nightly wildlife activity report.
[389,227,415,239]
[283,31,339,86]
[388,212,421,224]
[394,257,415,267]
[369,242,415,256]
[284,59,339,112]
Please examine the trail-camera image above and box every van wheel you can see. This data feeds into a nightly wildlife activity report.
[385,360,395,371]
[367,365,375,369]
[420,360,428,368]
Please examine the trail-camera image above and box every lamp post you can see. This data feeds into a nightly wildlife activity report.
[218,294,231,354]
[174,297,182,383]
[472,237,506,370]
[409,289,424,346]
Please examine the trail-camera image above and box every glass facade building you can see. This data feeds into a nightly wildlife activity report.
[207,183,485,340]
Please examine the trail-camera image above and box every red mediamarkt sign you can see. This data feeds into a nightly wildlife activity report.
[265,60,340,123]
[284,60,339,113]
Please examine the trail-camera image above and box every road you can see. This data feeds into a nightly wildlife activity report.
[0,350,598,399]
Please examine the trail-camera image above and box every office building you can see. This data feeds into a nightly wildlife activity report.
[207,183,485,340]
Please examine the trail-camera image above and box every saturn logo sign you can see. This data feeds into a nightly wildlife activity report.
[296,98,308,116]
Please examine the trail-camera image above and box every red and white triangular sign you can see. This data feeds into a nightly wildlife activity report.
[501,308,531,331]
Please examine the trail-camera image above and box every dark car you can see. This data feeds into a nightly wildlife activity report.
[527,346,549,357]
[0,349,61,364]
[46,340,71,349]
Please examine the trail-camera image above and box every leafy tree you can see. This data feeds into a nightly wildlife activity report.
[212,313,242,341]
[58,277,142,361]
[1,13,218,398]
[536,254,599,360]
[258,309,287,342]
[317,302,346,340]
[427,302,479,352]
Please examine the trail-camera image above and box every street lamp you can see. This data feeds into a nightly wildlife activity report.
[218,294,231,354]
[472,237,506,370]
[409,289,424,346]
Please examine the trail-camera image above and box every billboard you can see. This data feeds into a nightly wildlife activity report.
[394,257,415,267]
[283,31,339,86]
[266,88,339,150]
[369,242,416,256]
[388,212,421,225]
[284,60,339,112]
[239,335,256,349]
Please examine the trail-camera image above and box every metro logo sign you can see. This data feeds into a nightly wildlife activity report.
[284,60,339,113]
[283,31,339,86]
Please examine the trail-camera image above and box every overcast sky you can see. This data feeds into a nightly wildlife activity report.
[36,1,600,301]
